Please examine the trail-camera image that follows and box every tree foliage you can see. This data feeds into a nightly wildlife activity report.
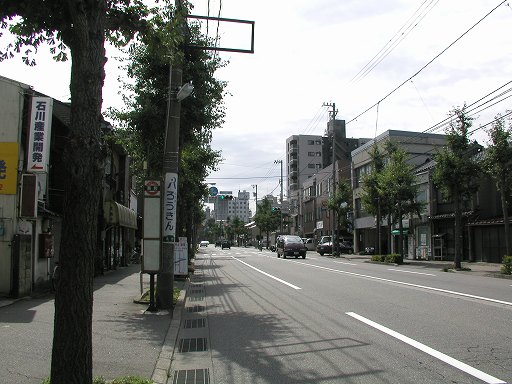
[254,198,280,243]
[378,142,422,258]
[433,105,481,268]
[326,179,352,242]
[109,3,225,248]
[483,113,512,256]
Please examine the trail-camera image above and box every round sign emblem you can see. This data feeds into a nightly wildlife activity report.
[209,186,219,197]
[144,180,161,197]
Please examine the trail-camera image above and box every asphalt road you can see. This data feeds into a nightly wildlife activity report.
[198,247,512,384]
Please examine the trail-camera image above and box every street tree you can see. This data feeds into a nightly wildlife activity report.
[254,198,280,246]
[360,144,388,254]
[482,113,512,256]
[0,1,155,382]
[326,179,353,252]
[109,3,225,306]
[433,105,481,269]
[228,217,247,245]
[378,142,422,259]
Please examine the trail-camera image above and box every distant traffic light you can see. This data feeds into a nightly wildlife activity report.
[219,195,234,200]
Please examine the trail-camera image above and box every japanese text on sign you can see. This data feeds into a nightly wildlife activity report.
[163,173,178,243]
[28,97,53,172]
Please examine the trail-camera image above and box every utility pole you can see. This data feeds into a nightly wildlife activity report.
[158,0,187,309]
[275,159,283,233]
[323,102,337,255]
[251,184,258,214]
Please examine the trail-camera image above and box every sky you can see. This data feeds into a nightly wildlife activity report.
[1,0,512,215]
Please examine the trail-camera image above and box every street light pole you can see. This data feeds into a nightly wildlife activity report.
[274,159,283,233]
[323,102,337,255]
[251,184,258,214]
[158,0,188,309]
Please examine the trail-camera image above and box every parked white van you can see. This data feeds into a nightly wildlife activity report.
[301,238,316,251]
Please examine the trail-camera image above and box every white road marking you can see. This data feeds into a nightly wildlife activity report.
[293,261,512,307]
[333,261,357,266]
[387,268,436,276]
[346,312,506,384]
[231,256,302,290]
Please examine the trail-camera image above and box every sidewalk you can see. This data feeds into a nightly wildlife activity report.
[0,264,176,384]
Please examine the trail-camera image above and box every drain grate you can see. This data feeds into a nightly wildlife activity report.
[172,368,210,384]
[186,305,205,313]
[184,318,206,329]
[179,338,208,352]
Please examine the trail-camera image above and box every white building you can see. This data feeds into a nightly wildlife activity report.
[212,190,252,223]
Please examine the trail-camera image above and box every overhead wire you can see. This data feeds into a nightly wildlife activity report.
[351,0,440,84]
[347,0,508,126]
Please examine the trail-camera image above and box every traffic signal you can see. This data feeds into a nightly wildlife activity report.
[219,195,234,200]
[272,207,281,212]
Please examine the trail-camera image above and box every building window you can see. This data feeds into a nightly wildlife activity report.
[308,140,315,145]
[308,152,315,156]
[315,140,321,145]
[308,164,315,168]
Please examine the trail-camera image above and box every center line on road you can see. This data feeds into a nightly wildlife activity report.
[231,256,302,290]
[387,268,436,276]
[293,261,512,307]
[346,312,506,384]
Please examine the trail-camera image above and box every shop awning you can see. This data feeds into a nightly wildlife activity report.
[104,201,138,229]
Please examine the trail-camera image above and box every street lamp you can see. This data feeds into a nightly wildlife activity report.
[274,159,283,233]
[176,81,194,101]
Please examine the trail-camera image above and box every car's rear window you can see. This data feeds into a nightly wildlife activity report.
[285,236,303,243]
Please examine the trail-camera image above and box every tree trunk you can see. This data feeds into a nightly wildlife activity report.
[398,202,404,259]
[376,198,382,255]
[453,197,463,269]
[51,1,106,383]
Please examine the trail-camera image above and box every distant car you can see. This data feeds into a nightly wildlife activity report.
[316,240,353,256]
[221,240,231,249]
[200,241,209,247]
[215,240,221,247]
[277,235,307,259]
[301,238,315,251]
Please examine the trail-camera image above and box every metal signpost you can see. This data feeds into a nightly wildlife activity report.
[142,179,162,312]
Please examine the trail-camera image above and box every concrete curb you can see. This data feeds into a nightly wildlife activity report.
[151,279,189,384]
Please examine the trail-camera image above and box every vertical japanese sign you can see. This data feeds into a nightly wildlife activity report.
[174,237,188,276]
[163,172,178,243]
[0,142,19,195]
[27,97,53,173]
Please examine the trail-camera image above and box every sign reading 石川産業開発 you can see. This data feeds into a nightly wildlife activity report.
[27,97,53,173]
[0,142,19,195]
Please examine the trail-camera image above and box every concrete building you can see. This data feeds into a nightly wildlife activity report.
[212,190,252,223]
[287,120,366,237]
[0,75,137,298]
[351,129,447,255]
[286,134,324,233]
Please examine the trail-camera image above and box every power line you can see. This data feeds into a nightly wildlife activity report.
[351,0,440,84]
[347,0,508,125]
